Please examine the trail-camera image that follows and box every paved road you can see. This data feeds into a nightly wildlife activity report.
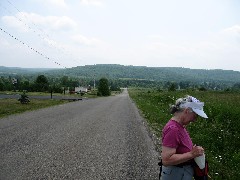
[0,89,160,180]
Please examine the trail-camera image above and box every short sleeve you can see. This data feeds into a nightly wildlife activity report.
[162,126,180,149]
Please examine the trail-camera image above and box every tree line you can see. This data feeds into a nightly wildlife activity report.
[1,65,240,92]
[0,75,79,93]
[0,75,121,96]
[1,74,240,94]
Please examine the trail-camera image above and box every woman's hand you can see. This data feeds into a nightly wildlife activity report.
[161,145,205,166]
[191,145,204,158]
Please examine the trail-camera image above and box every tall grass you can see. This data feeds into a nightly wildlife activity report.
[128,88,240,180]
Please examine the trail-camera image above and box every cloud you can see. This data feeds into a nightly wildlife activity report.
[80,0,104,6]
[0,37,11,47]
[147,35,165,40]
[222,25,240,36]
[220,25,240,43]
[2,12,78,32]
[145,41,193,58]
[37,0,68,8]
[147,24,240,56]
[2,14,29,32]
[44,16,77,31]
[143,25,240,70]
[71,34,104,46]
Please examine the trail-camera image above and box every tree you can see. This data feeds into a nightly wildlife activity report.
[19,80,31,91]
[0,81,4,91]
[198,86,207,91]
[109,82,121,91]
[232,82,240,91]
[168,82,177,91]
[60,76,69,87]
[35,75,49,92]
[18,91,30,104]
[97,78,110,96]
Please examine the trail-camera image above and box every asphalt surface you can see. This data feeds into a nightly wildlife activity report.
[0,89,160,180]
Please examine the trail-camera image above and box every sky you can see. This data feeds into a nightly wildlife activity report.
[0,0,240,71]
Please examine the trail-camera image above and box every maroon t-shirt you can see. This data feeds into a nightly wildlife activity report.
[162,120,193,154]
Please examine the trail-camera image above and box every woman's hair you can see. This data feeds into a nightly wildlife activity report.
[170,95,193,114]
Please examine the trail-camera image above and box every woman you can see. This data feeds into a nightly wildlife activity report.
[160,95,208,180]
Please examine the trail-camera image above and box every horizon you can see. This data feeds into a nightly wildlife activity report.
[1,64,240,72]
[1,0,240,71]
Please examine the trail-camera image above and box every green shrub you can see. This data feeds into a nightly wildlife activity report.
[98,78,111,96]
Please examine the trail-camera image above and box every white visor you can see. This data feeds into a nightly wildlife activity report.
[180,102,208,118]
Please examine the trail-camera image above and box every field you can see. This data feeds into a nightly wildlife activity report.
[0,98,68,118]
[128,88,240,180]
[0,90,117,118]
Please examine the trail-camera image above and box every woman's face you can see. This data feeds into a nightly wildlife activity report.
[184,108,198,124]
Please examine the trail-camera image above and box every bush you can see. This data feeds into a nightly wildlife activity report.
[98,78,111,96]
[18,91,30,104]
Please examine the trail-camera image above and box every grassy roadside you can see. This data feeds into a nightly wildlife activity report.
[128,88,240,180]
[0,91,89,119]
[0,90,121,119]
[0,91,98,98]
[0,98,68,119]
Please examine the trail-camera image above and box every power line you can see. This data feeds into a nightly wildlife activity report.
[2,0,85,67]
[0,27,67,68]
[0,3,44,40]
[0,2,59,50]
[6,0,50,39]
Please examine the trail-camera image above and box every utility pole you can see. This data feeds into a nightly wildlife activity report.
[94,65,96,89]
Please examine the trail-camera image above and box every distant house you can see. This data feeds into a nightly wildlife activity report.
[64,86,89,94]
[75,87,88,93]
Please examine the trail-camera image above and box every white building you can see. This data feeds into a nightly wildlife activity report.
[75,87,88,93]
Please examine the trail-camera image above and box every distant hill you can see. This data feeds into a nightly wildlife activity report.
[49,64,240,84]
[0,66,57,75]
[1,64,240,86]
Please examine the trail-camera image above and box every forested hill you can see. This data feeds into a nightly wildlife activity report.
[1,64,240,85]
[52,64,240,83]
[0,66,55,74]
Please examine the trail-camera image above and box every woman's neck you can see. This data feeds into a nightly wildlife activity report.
[171,115,185,126]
